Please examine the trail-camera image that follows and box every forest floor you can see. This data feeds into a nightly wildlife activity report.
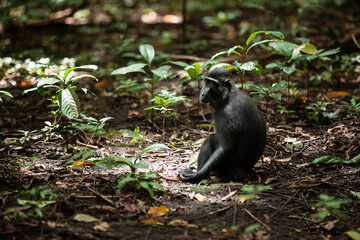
[0,80,359,239]
[1,3,360,239]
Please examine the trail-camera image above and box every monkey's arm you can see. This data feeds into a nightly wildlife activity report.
[179,147,226,183]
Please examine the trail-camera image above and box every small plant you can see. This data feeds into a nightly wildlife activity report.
[248,81,287,119]
[118,127,149,144]
[3,185,58,218]
[238,185,271,201]
[211,31,284,89]
[277,105,296,118]
[71,114,113,142]
[23,65,98,143]
[341,98,360,119]
[306,101,330,122]
[312,194,350,221]
[144,90,187,139]
[111,44,174,122]
[0,90,13,102]
[95,143,168,197]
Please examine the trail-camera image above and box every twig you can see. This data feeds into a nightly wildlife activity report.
[87,187,115,207]
[243,208,271,231]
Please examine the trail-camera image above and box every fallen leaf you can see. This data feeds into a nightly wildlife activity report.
[194,193,208,203]
[221,190,238,201]
[273,157,292,162]
[94,79,108,89]
[325,91,350,98]
[143,220,164,226]
[73,213,98,223]
[72,161,96,166]
[93,221,111,231]
[324,220,338,230]
[168,219,198,228]
[147,205,169,218]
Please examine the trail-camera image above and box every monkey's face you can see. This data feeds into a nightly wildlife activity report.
[200,77,230,104]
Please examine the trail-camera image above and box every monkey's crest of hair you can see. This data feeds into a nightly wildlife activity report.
[207,68,234,83]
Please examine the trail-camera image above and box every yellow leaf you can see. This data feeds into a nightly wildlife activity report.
[147,205,169,218]
[73,161,96,166]
[300,43,318,55]
[345,231,360,240]
[143,219,164,226]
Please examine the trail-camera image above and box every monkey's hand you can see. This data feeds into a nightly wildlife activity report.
[179,168,200,183]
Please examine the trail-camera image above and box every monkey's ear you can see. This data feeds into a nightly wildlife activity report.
[224,79,232,89]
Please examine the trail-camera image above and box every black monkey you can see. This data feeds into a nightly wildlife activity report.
[179,68,266,183]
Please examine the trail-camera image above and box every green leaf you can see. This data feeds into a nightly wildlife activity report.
[301,43,318,55]
[133,161,150,169]
[118,177,138,189]
[135,143,168,160]
[59,88,81,119]
[17,199,56,208]
[345,231,360,240]
[148,182,165,192]
[209,63,233,72]
[318,47,341,57]
[152,65,172,79]
[211,45,243,60]
[139,44,155,65]
[72,74,98,82]
[111,63,147,75]
[283,64,296,75]
[60,68,76,80]
[169,61,189,67]
[0,90,13,98]
[269,41,297,60]
[23,87,38,95]
[37,77,60,88]
[246,39,282,54]
[244,223,262,234]
[246,31,284,46]
[76,65,98,70]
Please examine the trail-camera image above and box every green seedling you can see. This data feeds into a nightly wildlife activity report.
[306,101,330,122]
[119,127,148,144]
[111,44,174,123]
[341,98,360,119]
[238,185,272,201]
[312,194,350,221]
[0,90,13,102]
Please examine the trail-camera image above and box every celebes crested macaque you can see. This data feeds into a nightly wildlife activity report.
[179,68,266,183]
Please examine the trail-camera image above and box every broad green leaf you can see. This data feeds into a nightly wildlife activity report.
[0,90,13,98]
[76,65,98,70]
[139,44,155,65]
[72,74,98,82]
[133,161,149,169]
[23,87,38,95]
[238,61,263,75]
[111,63,147,75]
[246,39,283,54]
[135,143,168,160]
[169,61,189,67]
[209,63,233,72]
[148,182,165,192]
[152,65,172,79]
[301,43,318,55]
[246,31,284,46]
[265,62,285,70]
[37,77,60,88]
[60,67,76,80]
[244,223,262,234]
[118,177,138,189]
[269,41,297,60]
[140,181,154,197]
[59,88,81,119]
[318,47,341,57]
[345,231,360,240]
[283,64,296,75]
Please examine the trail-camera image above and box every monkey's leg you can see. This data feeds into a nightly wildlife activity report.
[197,134,218,170]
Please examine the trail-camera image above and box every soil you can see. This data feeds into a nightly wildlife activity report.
[1,2,360,240]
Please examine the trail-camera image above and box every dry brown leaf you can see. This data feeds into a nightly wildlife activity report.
[147,205,169,218]
[93,221,111,231]
[194,193,208,203]
[168,219,198,228]
[273,157,292,162]
[325,91,350,98]
[73,213,98,223]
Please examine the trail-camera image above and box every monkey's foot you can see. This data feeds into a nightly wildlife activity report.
[178,168,200,183]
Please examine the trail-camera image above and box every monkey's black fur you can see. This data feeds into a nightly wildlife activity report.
[179,68,266,183]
